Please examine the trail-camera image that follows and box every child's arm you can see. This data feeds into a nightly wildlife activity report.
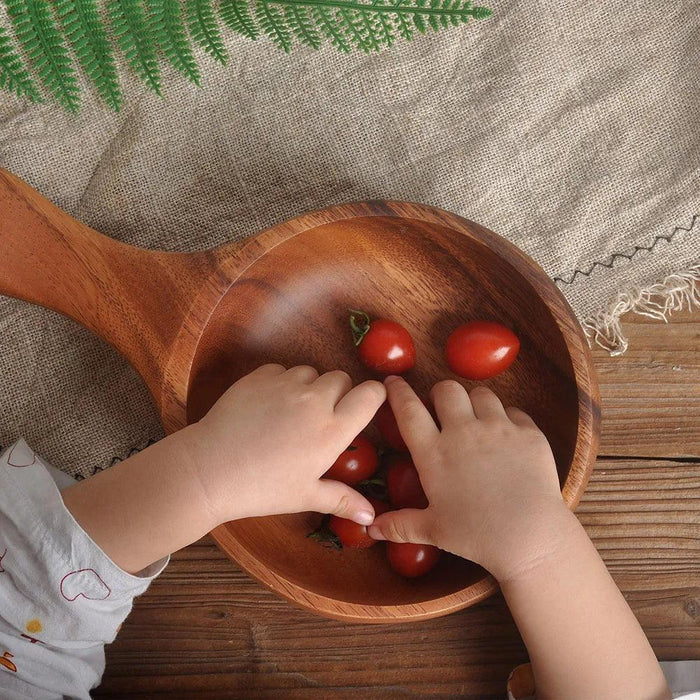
[369,376,670,700]
[0,364,384,700]
[62,364,385,574]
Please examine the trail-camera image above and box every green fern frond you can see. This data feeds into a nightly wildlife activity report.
[5,0,79,111]
[412,10,426,33]
[388,0,413,41]
[219,0,258,41]
[283,5,321,49]
[186,0,227,65]
[0,0,492,110]
[147,0,200,84]
[470,4,491,19]
[108,0,161,95]
[55,0,122,110]
[0,24,42,100]
[255,0,292,52]
[371,0,396,48]
[310,6,350,52]
[268,0,490,51]
[338,7,374,53]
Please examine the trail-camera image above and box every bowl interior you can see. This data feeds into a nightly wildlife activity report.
[186,215,579,608]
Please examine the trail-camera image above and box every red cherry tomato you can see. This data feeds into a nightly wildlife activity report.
[350,310,416,374]
[324,435,379,485]
[445,321,520,380]
[329,499,390,548]
[386,456,428,509]
[387,542,441,578]
[374,401,407,451]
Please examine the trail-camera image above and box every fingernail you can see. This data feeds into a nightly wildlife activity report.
[384,375,400,385]
[368,525,385,540]
[355,510,374,526]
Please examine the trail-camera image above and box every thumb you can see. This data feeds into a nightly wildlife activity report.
[312,479,376,525]
[368,509,433,545]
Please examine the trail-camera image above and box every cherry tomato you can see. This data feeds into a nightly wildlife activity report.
[329,499,390,548]
[386,456,428,509]
[387,542,441,578]
[374,401,407,451]
[445,321,520,380]
[324,435,379,485]
[350,310,416,374]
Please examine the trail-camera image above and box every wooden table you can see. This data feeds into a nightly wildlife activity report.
[96,310,700,699]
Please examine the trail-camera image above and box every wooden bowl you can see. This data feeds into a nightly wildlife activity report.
[0,171,600,623]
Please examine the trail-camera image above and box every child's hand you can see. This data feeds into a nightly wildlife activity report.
[186,364,386,526]
[369,376,570,582]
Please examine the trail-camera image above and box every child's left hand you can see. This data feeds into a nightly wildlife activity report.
[185,363,386,526]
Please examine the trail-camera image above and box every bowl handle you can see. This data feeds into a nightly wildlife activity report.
[0,168,220,411]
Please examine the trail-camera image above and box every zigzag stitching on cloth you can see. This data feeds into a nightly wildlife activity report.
[554,215,699,286]
[0,438,159,478]
[73,437,159,480]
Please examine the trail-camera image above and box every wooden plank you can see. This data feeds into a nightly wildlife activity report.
[96,456,700,698]
[594,309,699,458]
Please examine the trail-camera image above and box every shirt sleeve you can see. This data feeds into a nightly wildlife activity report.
[0,439,168,700]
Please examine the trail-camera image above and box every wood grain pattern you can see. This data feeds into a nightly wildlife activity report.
[0,170,600,622]
[594,313,699,458]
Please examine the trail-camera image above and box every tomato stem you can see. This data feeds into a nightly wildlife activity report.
[357,477,388,500]
[307,516,343,549]
[348,309,371,346]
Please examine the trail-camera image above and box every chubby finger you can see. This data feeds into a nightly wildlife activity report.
[469,386,507,420]
[312,479,375,525]
[250,363,286,377]
[314,370,353,405]
[334,380,386,439]
[386,376,439,452]
[430,380,474,427]
[368,509,433,544]
[505,406,538,429]
[285,365,320,383]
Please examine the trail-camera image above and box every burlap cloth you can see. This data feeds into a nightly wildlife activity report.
[0,0,698,478]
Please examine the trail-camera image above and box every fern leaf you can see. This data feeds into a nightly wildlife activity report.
[337,8,371,53]
[55,0,122,111]
[471,5,491,19]
[412,11,426,33]
[186,0,227,65]
[283,5,321,49]
[310,6,350,52]
[357,8,381,51]
[388,0,413,41]
[219,0,258,40]
[108,0,161,95]
[6,0,80,111]
[147,0,200,84]
[255,0,292,52]
[370,1,396,48]
[426,0,440,31]
[447,0,460,27]
[0,24,42,101]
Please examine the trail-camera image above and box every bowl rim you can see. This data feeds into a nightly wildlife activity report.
[161,200,601,622]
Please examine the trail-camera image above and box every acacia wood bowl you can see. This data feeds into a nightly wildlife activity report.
[0,169,600,623]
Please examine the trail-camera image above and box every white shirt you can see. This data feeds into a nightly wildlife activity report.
[0,440,167,699]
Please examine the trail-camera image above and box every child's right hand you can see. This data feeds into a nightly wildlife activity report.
[369,376,573,582]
